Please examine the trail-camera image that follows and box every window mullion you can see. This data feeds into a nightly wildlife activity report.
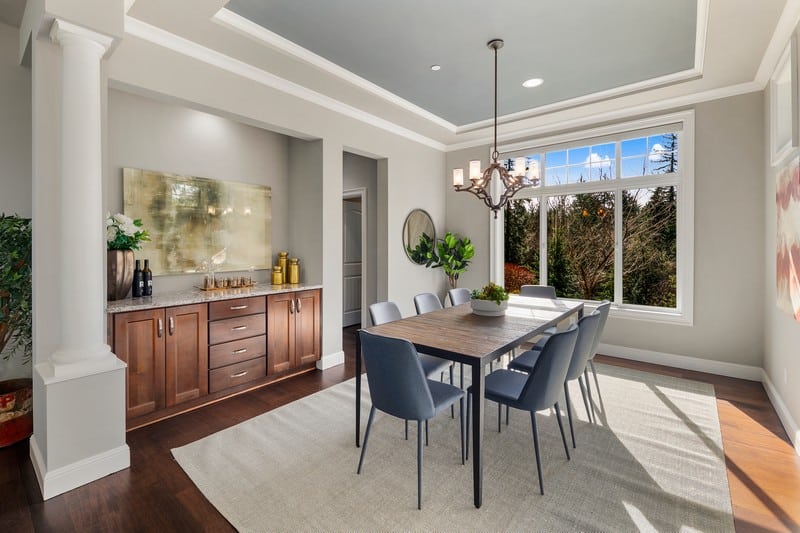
[614,188,623,305]
[540,194,548,285]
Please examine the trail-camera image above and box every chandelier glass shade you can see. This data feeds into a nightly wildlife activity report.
[452,39,540,218]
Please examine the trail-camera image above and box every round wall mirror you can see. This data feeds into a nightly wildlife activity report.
[403,209,436,264]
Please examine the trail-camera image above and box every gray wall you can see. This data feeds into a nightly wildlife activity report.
[0,22,31,379]
[446,92,765,368]
[106,89,291,292]
[343,152,378,321]
[0,22,31,217]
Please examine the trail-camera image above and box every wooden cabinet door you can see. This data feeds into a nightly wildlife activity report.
[114,308,166,419]
[267,293,294,374]
[165,304,209,407]
[294,290,321,366]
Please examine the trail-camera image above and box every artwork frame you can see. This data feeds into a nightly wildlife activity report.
[123,168,272,276]
[770,36,799,167]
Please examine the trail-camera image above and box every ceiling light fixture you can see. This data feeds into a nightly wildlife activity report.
[430,64,441,71]
[452,39,539,218]
[522,77,544,88]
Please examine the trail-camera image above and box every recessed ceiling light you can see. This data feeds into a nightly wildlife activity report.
[522,78,544,88]
[430,64,441,71]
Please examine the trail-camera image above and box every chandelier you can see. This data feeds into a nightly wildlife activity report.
[452,39,539,218]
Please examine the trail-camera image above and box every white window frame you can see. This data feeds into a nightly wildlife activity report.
[491,110,694,326]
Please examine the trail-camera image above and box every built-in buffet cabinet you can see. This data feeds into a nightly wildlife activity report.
[108,286,322,429]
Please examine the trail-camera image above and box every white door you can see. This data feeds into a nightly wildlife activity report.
[342,198,362,326]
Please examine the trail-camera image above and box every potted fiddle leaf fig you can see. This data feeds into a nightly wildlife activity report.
[0,214,33,447]
[432,232,474,289]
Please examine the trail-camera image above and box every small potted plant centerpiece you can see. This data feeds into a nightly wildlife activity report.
[470,282,510,316]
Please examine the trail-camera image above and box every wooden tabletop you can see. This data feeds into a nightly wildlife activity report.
[363,296,583,364]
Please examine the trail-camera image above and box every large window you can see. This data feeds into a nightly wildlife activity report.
[500,112,693,323]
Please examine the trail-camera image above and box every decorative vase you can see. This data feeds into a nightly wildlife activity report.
[0,378,32,447]
[107,249,135,301]
[470,298,508,316]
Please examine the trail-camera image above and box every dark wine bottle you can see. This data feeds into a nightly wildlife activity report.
[143,259,153,296]
[132,259,144,298]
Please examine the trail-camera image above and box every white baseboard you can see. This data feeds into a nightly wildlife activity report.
[598,343,763,381]
[761,370,800,456]
[317,350,344,370]
[30,436,130,500]
[599,343,799,456]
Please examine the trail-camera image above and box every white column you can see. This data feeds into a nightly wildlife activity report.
[48,20,113,371]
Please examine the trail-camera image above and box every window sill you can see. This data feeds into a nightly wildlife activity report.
[573,300,692,326]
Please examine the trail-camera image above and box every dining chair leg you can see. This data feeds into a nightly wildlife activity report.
[425,419,429,446]
[459,397,465,465]
[417,420,423,510]
[590,359,599,385]
[405,419,408,440]
[450,364,455,418]
[506,405,510,426]
[497,402,502,433]
[357,406,376,474]
[584,367,595,423]
[459,363,464,390]
[465,392,471,461]
[578,376,593,424]
[564,383,576,448]
[529,412,544,495]
[554,401,570,461]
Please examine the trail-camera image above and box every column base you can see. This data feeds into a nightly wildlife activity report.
[317,350,344,370]
[31,354,129,500]
[48,343,115,379]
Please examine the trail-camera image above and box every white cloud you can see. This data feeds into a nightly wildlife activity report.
[584,152,612,167]
[648,143,666,161]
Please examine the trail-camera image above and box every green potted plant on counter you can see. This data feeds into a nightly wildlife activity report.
[469,282,509,316]
[0,214,33,447]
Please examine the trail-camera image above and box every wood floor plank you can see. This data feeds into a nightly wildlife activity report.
[0,330,795,531]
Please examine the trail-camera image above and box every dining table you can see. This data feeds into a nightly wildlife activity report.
[354,294,584,508]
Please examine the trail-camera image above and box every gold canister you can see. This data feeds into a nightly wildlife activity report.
[271,265,283,285]
[288,258,300,284]
[278,252,289,283]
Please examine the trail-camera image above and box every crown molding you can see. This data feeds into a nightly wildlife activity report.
[123,16,447,151]
[756,0,800,86]
[212,8,459,133]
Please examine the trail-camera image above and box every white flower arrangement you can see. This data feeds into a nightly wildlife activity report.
[105,212,150,251]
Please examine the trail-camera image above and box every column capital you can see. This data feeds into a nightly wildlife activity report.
[49,19,113,55]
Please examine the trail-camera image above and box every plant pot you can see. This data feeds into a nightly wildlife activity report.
[470,298,508,316]
[0,378,32,447]
[107,249,135,301]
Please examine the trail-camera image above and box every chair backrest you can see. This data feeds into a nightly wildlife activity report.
[565,310,602,381]
[369,301,402,326]
[448,287,471,306]
[518,324,579,412]
[588,301,611,359]
[359,331,435,421]
[519,285,557,299]
[414,292,443,314]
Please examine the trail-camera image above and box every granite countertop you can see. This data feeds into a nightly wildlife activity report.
[106,283,323,314]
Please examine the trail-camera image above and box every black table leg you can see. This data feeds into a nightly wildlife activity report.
[356,331,361,447]
[471,361,484,508]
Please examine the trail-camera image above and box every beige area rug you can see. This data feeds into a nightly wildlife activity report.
[172,364,734,532]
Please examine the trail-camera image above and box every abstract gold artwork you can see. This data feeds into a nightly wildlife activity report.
[123,168,271,276]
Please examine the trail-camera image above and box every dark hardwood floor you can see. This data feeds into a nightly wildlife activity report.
[1,326,798,532]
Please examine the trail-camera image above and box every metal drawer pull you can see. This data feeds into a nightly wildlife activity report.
[232,325,248,331]
[168,316,174,335]
[290,299,295,314]
[230,305,248,310]
[296,298,302,313]
[232,348,248,354]
[157,318,163,338]
[231,370,248,378]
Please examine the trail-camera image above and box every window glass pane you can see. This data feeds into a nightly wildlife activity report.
[504,198,540,293]
[568,164,586,183]
[546,165,566,185]
[546,193,615,300]
[622,187,677,307]
[621,156,647,178]
[621,137,646,158]
[587,143,615,181]
[546,149,566,167]
[567,146,590,165]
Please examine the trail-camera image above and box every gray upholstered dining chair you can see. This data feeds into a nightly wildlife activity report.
[448,287,471,306]
[508,309,602,448]
[369,301,453,437]
[519,284,557,298]
[413,292,458,414]
[586,300,611,388]
[357,331,465,510]
[466,325,578,495]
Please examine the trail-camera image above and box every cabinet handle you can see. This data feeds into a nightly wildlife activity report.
[231,370,248,378]
[290,299,295,314]
[168,316,174,335]
[157,318,163,338]
[232,348,248,354]
[296,298,302,313]
[232,325,248,331]
[230,305,248,310]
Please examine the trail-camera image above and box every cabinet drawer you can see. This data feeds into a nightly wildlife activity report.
[209,313,266,344]
[209,297,266,321]
[209,357,266,393]
[209,334,266,369]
